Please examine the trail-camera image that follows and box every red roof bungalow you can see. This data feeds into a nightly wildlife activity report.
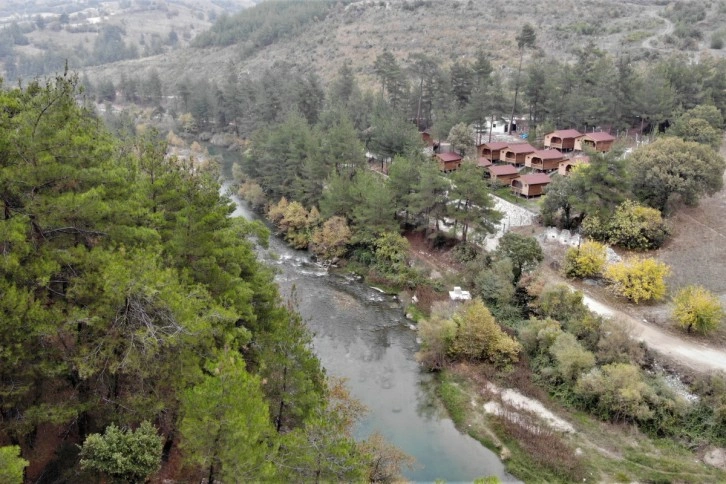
[477,141,509,161]
[488,164,520,184]
[574,132,616,152]
[558,155,590,176]
[544,129,583,151]
[525,149,565,171]
[499,143,535,166]
[511,173,551,198]
[477,157,493,170]
[436,152,463,172]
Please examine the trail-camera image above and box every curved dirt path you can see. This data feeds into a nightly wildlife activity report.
[576,288,726,373]
[641,10,674,49]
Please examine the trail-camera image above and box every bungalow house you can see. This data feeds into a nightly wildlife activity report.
[525,149,565,171]
[544,129,583,151]
[477,157,493,170]
[477,141,509,161]
[511,173,551,198]
[499,143,535,166]
[436,152,463,172]
[488,164,520,184]
[574,132,616,152]
[558,155,590,176]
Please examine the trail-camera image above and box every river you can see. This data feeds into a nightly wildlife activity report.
[222,180,515,483]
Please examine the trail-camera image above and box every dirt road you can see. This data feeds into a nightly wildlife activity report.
[641,10,674,50]
[576,287,726,373]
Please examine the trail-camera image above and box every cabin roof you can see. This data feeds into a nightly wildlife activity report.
[548,129,583,139]
[531,149,564,160]
[503,143,535,154]
[488,164,519,176]
[477,141,509,150]
[517,173,551,185]
[581,132,615,142]
[436,152,462,162]
[477,157,493,168]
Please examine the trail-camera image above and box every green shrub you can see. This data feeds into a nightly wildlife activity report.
[549,332,596,384]
[79,421,162,482]
[576,363,658,422]
[607,201,669,250]
[582,201,670,250]
[0,446,29,484]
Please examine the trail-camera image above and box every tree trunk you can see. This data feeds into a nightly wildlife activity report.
[275,366,288,433]
[416,76,424,129]
[509,50,524,137]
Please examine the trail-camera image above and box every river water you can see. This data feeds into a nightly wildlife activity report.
[223,182,514,483]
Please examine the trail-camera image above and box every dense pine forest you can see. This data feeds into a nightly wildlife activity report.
[0,74,411,482]
[6,1,726,482]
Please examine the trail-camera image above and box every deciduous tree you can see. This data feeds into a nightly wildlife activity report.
[449,299,521,366]
[605,257,670,303]
[564,241,607,278]
[673,285,724,334]
[495,232,543,282]
[631,137,726,213]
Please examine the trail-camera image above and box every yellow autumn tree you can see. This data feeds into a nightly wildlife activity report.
[267,197,289,225]
[310,216,352,261]
[605,257,670,303]
[449,299,521,366]
[673,285,724,334]
[563,241,607,278]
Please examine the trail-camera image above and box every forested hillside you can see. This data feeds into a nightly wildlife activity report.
[0,74,405,482]
[80,0,726,96]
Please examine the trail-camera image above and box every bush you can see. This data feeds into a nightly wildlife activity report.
[605,257,670,303]
[79,421,162,482]
[448,299,521,367]
[712,35,725,49]
[595,319,645,366]
[416,313,457,371]
[563,241,607,278]
[374,232,410,272]
[549,332,596,384]
[0,446,29,484]
[673,285,724,334]
[582,201,669,250]
[473,258,515,307]
[519,317,563,357]
[608,201,669,250]
[576,363,657,422]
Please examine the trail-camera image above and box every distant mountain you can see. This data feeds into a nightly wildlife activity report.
[0,0,256,81]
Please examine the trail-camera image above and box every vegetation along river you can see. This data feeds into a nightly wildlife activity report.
[222,176,515,482]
